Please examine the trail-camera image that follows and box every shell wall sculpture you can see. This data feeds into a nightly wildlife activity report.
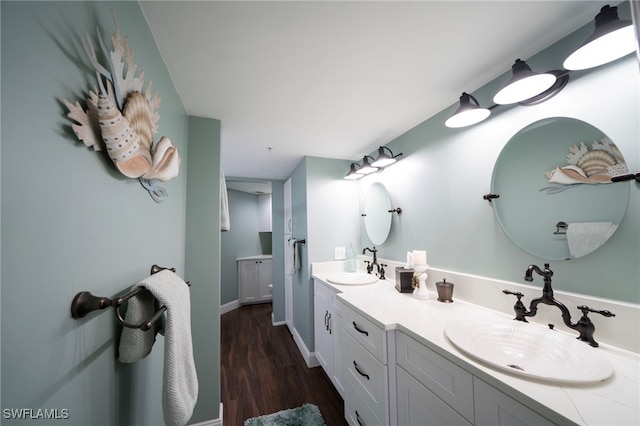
[545,137,628,186]
[62,13,179,203]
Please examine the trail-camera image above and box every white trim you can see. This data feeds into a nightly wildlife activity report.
[271,312,285,326]
[220,300,239,315]
[291,326,320,368]
[189,403,223,426]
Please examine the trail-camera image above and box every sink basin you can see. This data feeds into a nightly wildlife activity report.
[325,272,378,286]
[445,317,613,384]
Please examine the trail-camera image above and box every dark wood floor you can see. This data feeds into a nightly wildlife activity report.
[221,303,348,426]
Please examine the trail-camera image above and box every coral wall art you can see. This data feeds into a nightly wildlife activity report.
[63,15,180,203]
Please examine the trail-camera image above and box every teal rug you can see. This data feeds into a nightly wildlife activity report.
[244,404,326,426]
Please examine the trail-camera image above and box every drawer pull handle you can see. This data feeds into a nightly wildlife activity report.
[324,311,329,330]
[328,313,332,334]
[355,410,365,426]
[353,361,370,380]
[352,321,369,336]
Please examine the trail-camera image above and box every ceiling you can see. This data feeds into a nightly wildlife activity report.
[139,1,606,182]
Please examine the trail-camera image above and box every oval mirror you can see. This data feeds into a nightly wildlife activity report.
[363,182,392,245]
[491,117,629,260]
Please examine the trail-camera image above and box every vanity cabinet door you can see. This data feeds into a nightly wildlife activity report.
[313,280,345,398]
[314,295,333,375]
[257,259,272,302]
[474,378,555,426]
[395,331,474,423]
[397,366,472,426]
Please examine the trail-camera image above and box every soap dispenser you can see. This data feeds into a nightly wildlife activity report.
[345,243,356,272]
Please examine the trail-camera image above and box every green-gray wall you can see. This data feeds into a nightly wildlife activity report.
[185,116,222,424]
[2,2,221,424]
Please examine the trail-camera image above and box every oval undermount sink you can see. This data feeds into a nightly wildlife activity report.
[445,317,613,384]
[325,272,378,286]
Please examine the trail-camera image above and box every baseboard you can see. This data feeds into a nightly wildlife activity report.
[271,312,286,326]
[189,403,223,426]
[291,326,320,368]
[220,300,239,315]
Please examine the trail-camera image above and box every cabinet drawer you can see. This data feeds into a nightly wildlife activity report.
[397,366,472,426]
[346,382,384,426]
[314,280,344,317]
[344,306,387,363]
[343,329,388,423]
[396,331,474,423]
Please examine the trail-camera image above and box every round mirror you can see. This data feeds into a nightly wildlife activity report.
[363,182,392,245]
[491,117,629,260]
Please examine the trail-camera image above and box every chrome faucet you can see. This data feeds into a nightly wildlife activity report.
[503,263,615,347]
[363,246,386,279]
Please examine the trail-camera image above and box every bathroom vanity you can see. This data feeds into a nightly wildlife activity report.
[312,262,639,426]
[237,255,273,304]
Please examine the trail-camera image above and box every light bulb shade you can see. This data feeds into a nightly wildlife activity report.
[356,156,379,175]
[563,5,635,71]
[371,146,403,168]
[445,92,491,128]
[493,59,557,105]
[344,163,363,180]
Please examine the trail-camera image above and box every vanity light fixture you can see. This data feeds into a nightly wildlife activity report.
[356,155,379,175]
[446,4,634,129]
[344,163,364,180]
[445,92,492,128]
[563,5,635,71]
[371,146,403,168]
[492,59,558,105]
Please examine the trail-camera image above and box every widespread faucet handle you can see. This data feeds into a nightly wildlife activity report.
[578,305,615,318]
[379,263,387,280]
[503,290,528,322]
[502,290,524,301]
[575,305,614,347]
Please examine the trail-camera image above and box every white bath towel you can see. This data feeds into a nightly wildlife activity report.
[286,238,295,276]
[294,240,301,271]
[567,222,618,258]
[118,270,198,426]
[220,170,230,231]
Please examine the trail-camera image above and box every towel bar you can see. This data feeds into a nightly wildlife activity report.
[554,221,568,235]
[70,264,190,331]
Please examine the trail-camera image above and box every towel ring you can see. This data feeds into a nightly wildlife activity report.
[70,264,189,331]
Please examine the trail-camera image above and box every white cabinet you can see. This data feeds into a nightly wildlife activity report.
[396,331,474,423]
[314,279,345,397]
[395,330,555,426]
[284,178,292,234]
[339,301,391,426]
[473,378,555,426]
[258,194,272,232]
[238,257,272,304]
[397,366,471,426]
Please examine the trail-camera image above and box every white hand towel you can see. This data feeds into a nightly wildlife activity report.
[118,270,198,426]
[286,239,295,276]
[567,222,618,258]
[220,170,230,231]
[294,240,301,271]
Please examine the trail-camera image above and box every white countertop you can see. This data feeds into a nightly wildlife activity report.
[312,271,640,426]
[236,254,272,261]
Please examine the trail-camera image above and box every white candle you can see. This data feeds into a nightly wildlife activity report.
[412,250,427,265]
